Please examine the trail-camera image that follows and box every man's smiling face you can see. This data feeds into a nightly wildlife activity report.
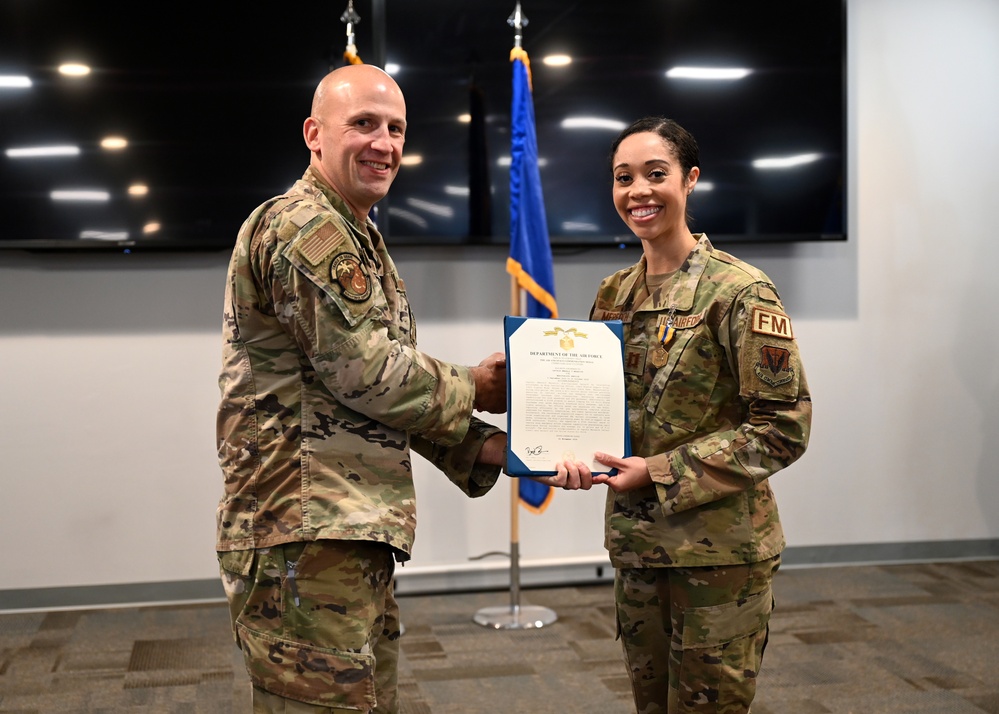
[305,65,407,221]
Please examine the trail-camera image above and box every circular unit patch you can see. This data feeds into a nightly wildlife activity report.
[331,253,371,302]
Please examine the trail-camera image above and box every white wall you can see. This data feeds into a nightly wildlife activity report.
[1,0,997,594]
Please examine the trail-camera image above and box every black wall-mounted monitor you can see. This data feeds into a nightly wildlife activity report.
[0,1,845,253]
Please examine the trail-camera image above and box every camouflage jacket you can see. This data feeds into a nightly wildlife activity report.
[590,234,811,568]
[216,168,502,559]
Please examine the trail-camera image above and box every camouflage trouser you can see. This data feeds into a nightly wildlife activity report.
[615,555,780,714]
[218,540,401,713]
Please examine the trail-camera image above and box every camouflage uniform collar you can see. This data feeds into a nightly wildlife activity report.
[301,167,376,237]
[639,233,713,312]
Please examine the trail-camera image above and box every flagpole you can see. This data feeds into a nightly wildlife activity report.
[508,275,522,615]
[510,272,521,599]
[340,0,363,66]
[472,2,556,630]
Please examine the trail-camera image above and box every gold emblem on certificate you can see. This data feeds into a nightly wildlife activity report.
[505,316,628,476]
[542,326,588,351]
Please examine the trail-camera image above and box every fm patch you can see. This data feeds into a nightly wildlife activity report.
[751,307,793,339]
[754,345,795,387]
[331,253,371,302]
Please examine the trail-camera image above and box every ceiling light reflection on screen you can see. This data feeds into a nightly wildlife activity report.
[388,207,428,229]
[51,190,110,202]
[543,54,572,67]
[81,230,128,240]
[666,67,752,80]
[128,184,149,197]
[143,222,161,234]
[562,220,598,232]
[752,153,821,169]
[405,197,453,219]
[101,136,128,150]
[0,75,32,88]
[384,63,400,75]
[6,145,80,158]
[497,156,549,167]
[400,155,422,166]
[561,117,628,131]
[457,114,471,123]
[694,181,715,191]
[444,185,469,196]
[59,63,91,77]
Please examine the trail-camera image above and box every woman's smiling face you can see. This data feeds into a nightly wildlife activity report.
[611,131,698,244]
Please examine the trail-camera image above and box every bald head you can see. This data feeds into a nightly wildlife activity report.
[303,64,407,221]
[311,64,404,120]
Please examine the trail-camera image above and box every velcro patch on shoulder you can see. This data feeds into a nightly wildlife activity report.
[754,344,795,387]
[297,219,345,266]
[758,285,780,303]
[751,307,794,340]
[289,206,319,228]
[330,252,372,302]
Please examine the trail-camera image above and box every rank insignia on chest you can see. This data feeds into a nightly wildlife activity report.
[624,345,646,375]
[331,252,371,301]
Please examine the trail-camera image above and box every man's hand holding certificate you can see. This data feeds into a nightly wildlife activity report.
[504,316,630,480]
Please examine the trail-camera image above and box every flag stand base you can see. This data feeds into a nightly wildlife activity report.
[470,539,558,630]
[473,604,557,630]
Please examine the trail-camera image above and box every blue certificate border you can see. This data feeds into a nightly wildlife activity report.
[503,315,631,476]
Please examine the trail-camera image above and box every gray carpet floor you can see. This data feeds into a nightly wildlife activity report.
[1,560,998,713]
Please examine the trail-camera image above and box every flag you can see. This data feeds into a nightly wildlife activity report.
[507,47,556,514]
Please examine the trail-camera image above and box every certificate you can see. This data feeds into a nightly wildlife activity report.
[504,315,629,476]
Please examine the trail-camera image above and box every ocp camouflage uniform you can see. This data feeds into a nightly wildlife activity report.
[216,167,502,712]
[589,234,812,713]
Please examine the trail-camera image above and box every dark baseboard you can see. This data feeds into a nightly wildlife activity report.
[3,538,997,612]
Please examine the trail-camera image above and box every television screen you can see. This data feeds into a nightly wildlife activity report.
[0,0,845,253]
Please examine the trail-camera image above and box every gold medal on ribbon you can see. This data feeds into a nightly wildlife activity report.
[650,346,669,368]
[649,310,676,369]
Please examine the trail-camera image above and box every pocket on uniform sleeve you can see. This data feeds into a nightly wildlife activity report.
[236,622,377,710]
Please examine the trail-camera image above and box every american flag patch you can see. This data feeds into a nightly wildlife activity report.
[297,220,343,265]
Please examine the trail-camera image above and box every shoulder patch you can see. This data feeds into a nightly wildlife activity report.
[758,285,780,303]
[751,307,794,339]
[754,344,795,387]
[297,219,345,266]
[289,206,319,228]
[331,252,372,302]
